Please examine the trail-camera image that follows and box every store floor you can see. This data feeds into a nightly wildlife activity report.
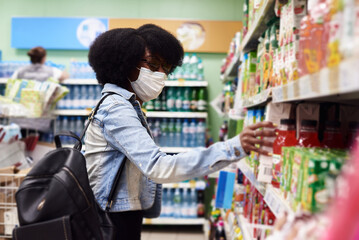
[141,225,205,240]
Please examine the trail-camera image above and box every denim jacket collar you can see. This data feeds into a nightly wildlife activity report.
[102,83,136,102]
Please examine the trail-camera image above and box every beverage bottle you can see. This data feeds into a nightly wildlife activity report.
[189,53,199,80]
[160,119,168,147]
[69,117,76,144]
[196,120,206,147]
[161,88,167,111]
[321,121,344,149]
[87,85,96,108]
[182,53,191,80]
[182,119,190,147]
[215,220,226,240]
[72,85,81,109]
[168,118,175,147]
[189,188,198,218]
[166,87,176,111]
[153,119,161,146]
[160,188,168,217]
[154,92,162,111]
[80,85,88,109]
[181,188,190,218]
[219,121,228,142]
[61,117,69,144]
[174,66,184,80]
[272,119,298,188]
[75,117,83,137]
[197,190,205,218]
[175,88,183,112]
[190,88,198,112]
[182,87,191,112]
[96,85,103,100]
[197,58,204,81]
[146,99,154,111]
[55,117,62,134]
[189,119,197,147]
[174,119,182,147]
[297,120,321,147]
[172,188,182,218]
[197,88,207,112]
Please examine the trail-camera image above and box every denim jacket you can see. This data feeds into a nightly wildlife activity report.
[84,83,247,218]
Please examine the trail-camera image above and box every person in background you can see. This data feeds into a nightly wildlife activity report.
[11,46,69,82]
[85,24,276,240]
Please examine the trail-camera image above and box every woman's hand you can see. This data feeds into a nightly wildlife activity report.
[239,121,277,156]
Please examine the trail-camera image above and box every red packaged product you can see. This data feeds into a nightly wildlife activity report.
[321,121,345,149]
[298,120,321,147]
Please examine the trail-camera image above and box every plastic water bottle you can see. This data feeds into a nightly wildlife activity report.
[167,189,174,217]
[197,88,207,112]
[166,87,175,111]
[174,119,182,147]
[174,66,184,80]
[161,89,167,111]
[175,88,183,112]
[80,85,88,109]
[182,87,191,112]
[88,85,96,108]
[75,117,83,137]
[182,119,190,147]
[172,188,182,218]
[72,85,81,109]
[181,188,190,218]
[189,53,199,80]
[161,188,168,217]
[167,118,175,147]
[160,119,168,147]
[189,119,197,147]
[182,53,191,79]
[153,119,161,146]
[154,94,162,111]
[190,88,198,112]
[189,189,198,218]
[196,120,206,147]
[61,117,69,144]
[197,58,204,81]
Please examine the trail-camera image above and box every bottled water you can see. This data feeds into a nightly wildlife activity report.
[189,54,199,80]
[88,85,96,108]
[175,88,183,112]
[182,87,191,112]
[167,118,175,147]
[166,87,175,111]
[160,188,169,217]
[80,85,88,109]
[182,53,191,79]
[72,85,81,109]
[61,117,69,144]
[159,119,168,147]
[174,119,182,147]
[75,117,83,137]
[189,119,197,147]
[182,119,190,147]
[172,188,182,218]
[196,120,206,147]
[189,189,198,218]
[197,58,204,81]
[181,188,190,218]
[153,119,161,146]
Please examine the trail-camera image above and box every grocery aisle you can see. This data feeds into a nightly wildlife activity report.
[142,225,205,240]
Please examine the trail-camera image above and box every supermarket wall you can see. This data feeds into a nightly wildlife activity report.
[0,0,244,141]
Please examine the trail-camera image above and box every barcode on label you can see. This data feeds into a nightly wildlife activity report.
[264,167,272,176]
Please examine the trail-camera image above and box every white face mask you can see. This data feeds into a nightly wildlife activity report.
[131,67,167,102]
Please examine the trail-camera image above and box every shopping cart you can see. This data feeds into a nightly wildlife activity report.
[0,173,26,240]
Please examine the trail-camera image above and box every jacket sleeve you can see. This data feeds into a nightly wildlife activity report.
[102,100,247,183]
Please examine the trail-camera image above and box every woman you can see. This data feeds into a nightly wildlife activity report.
[11,46,68,82]
[85,24,276,239]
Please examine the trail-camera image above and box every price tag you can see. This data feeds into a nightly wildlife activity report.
[287,82,294,100]
[311,72,320,94]
[272,86,283,102]
[144,218,152,224]
[320,68,330,94]
[178,79,185,86]
[299,75,311,97]
[328,65,340,93]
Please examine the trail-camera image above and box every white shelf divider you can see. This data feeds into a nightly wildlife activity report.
[52,109,91,116]
[62,79,98,85]
[237,160,266,195]
[146,111,207,119]
[142,217,205,225]
[0,78,8,84]
[165,80,208,87]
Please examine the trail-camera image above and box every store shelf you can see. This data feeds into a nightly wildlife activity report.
[143,217,206,225]
[165,80,208,87]
[162,180,206,190]
[221,54,241,83]
[272,58,359,103]
[237,160,266,195]
[52,109,91,116]
[146,111,207,119]
[0,78,8,84]
[237,215,254,240]
[264,185,293,217]
[240,0,276,53]
[62,79,98,85]
[239,88,272,108]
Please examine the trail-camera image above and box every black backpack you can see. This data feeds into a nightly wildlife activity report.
[13,93,124,240]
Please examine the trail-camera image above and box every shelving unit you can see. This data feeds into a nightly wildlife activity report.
[240,0,276,53]
[239,88,271,108]
[272,58,359,103]
[62,79,208,87]
[237,160,294,217]
[221,53,241,83]
[0,78,7,84]
[145,111,207,119]
[143,217,206,225]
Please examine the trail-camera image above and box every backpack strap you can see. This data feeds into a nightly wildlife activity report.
[76,91,127,211]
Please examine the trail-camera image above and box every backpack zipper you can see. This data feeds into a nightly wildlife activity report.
[62,167,91,207]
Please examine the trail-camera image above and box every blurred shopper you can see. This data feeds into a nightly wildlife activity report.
[11,46,68,82]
